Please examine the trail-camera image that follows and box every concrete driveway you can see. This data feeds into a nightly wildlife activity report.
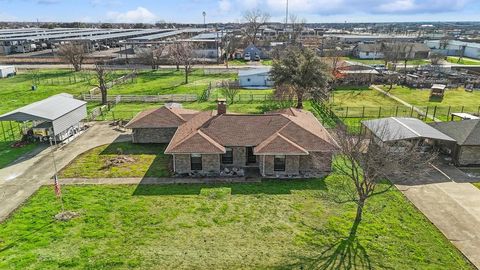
[0,122,131,223]
[395,163,480,269]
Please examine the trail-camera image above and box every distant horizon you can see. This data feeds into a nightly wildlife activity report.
[1,0,479,25]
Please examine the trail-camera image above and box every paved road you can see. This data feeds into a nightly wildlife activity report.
[0,122,130,223]
[11,63,264,70]
[396,165,480,269]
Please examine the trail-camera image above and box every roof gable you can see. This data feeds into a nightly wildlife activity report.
[431,120,480,145]
[125,106,198,129]
[254,133,308,155]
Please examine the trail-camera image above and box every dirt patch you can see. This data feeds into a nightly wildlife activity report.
[102,155,136,169]
[54,211,79,221]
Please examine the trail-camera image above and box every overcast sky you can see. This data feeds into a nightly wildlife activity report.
[0,0,478,24]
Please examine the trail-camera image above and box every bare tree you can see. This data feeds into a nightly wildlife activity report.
[137,46,165,70]
[58,43,86,72]
[220,80,240,104]
[333,124,437,235]
[91,62,113,105]
[243,9,270,45]
[167,42,197,84]
[289,14,306,44]
[270,46,331,109]
[382,42,404,90]
[429,52,444,65]
[223,35,243,68]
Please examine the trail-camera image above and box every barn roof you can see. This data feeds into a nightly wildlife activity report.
[0,93,86,122]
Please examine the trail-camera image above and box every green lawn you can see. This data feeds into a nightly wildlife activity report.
[330,87,397,107]
[383,86,480,112]
[0,142,38,169]
[446,56,480,65]
[473,183,480,189]
[59,142,170,179]
[0,69,126,115]
[108,69,237,97]
[227,59,249,66]
[261,59,273,66]
[0,175,472,269]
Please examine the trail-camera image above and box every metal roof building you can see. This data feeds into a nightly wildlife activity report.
[128,28,206,42]
[0,93,87,139]
[361,117,455,143]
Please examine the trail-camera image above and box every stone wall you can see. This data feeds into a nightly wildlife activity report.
[299,152,333,173]
[230,147,247,167]
[458,146,480,166]
[174,154,221,174]
[260,155,300,176]
[132,128,177,144]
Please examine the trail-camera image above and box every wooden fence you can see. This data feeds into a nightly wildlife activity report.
[82,93,198,103]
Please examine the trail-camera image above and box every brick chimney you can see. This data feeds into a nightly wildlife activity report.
[217,98,227,115]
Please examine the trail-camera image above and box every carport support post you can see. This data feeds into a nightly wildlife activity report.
[432,106,437,120]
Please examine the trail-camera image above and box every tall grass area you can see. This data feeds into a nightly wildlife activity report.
[0,176,472,269]
[0,142,38,169]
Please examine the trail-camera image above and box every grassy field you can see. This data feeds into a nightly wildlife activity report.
[108,69,237,97]
[0,69,127,115]
[0,142,38,169]
[446,56,480,65]
[0,174,472,269]
[384,86,480,111]
[59,142,170,179]
[330,87,397,107]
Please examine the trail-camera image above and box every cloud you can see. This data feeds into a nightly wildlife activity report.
[0,12,17,21]
[219,0,232,12]
[107,6,158,23]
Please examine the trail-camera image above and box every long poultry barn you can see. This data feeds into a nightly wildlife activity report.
[0,93,87,143]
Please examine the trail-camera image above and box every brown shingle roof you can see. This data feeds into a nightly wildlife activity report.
[165,108,338,155]
[125,106,198,129]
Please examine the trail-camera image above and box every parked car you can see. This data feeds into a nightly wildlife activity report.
[244,52,251,61]
[254,54,261,61]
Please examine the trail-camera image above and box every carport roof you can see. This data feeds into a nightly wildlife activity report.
[362,117,455,142]
[0,93,86,122]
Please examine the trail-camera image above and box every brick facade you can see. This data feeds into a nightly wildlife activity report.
[299,152,333,173]
[132,128,177,144]
[174,154,221,174]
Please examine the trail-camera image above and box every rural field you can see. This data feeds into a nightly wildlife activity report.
[0,173,473,269]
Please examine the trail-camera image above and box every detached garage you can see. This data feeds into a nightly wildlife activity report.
[0,93,87,142]
[239,68,273,88]
[125,105,199,144]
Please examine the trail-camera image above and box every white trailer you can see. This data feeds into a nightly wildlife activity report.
[0,65,16,78]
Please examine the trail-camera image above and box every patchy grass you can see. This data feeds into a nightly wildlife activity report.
[446,56,480,65]
[0,175,472,269]
[227,59,249,66]
[0,142,38,169]
[59,142,170,178]
[108,69,237,96]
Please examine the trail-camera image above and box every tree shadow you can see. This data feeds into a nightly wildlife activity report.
[132,178,328,196]
[279,220,371,270]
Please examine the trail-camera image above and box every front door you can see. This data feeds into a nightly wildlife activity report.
[246,147,256,165]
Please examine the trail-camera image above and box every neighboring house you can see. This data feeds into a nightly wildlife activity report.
[125,104,199,144]
[0,65,16,78]
[238,67,274,88]
[334,60,380,85]
[352,44,385,59]
[243,44,267,59]
[430,120,480,166]
[164,101,338,177]
[353,42,430,59]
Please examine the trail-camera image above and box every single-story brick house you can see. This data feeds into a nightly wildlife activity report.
[430,120,480,166]
[125,105,199,143]
[161,101,339,177]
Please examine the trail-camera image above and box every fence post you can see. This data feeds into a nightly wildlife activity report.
[362,106,365,118]
[378,107,381,118]
[425,107,429,121]
[410,106,414,117]
[477,105,480,116]
[345,106,349,118]
[112,111,115,121]
[432,106,437,120]
[461,106,465,113]
[395,106,399,117]
[1,121,6,141]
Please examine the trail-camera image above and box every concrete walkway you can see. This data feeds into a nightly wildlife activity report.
[0,122,130,223]
[396,165,480,269]
[60,177,261,185]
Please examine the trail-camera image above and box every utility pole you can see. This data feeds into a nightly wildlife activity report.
[285,0,289,30]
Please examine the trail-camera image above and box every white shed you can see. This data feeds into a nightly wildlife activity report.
[238,67,273,88]
[0,65,16,78]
